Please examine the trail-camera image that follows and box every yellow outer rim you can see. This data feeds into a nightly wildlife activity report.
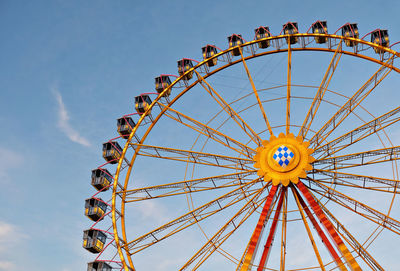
[111,33,400,270]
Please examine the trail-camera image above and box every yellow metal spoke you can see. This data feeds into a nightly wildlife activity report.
[129,143,254,171]
[112,33,400,271]
[124,178,263,255]
[310,54,395,148]
[156,101,256,158]
[313,169,400,194]
[280,189,288,271]
[286,42,292,135]
[307,177,400,236]
[290,186,326,271]
[313,145,400,170]
[299,39,343,139]
[180,184,269,271]
[122,170,257,202]
[194,70,262,145]
[239,48,274,136]
[315,105,400,158]
[310,178,400,195]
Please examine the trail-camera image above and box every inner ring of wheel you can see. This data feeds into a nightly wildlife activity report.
[111,33,400,269]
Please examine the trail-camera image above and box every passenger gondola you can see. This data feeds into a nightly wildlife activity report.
[102,141,122,164]
[283,22,299,44]
[228,34,244,56]
[134,95,152,116]
[254,26,271,48]
[177,58,194,80]
[85,197,108,222]
[312,21,328,44]
[202,45,218,67]
[91,168,112,191]
[342,23,359,47]
[117,116,135,139]
[155,75,172,96]
[83,229,107,254]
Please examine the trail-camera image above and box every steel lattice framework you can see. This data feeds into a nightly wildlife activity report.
[83,21,400,271]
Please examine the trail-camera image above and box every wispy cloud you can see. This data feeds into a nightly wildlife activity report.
[0,221,28,271]
[0,261,16,270]
[0,148,23,183]
[53,88,91,147]
[0,221,27,252]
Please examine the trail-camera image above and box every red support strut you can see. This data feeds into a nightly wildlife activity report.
[257,187,287,271]
[291,186,346,270]
[238,185,279,271]
[296,181,361,271]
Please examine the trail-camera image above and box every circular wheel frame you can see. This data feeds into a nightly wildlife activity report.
[110,32,400,270]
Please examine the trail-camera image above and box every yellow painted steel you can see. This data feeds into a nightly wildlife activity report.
[310,178,400,236]
[310,54,395,147]
[314,105,400,158]
[129,142,253,170]
[109,32,400,271]
[194,69,262,145]
[299,39,343,139]
[239,48,274,136]
[121,170,257,202]
[280,190,287,271]
[156,101,256,157]
[123,178,263,255]
[286,42,291,135]
[181,184,268,270]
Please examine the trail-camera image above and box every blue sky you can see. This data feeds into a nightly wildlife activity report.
[1,0,400,270]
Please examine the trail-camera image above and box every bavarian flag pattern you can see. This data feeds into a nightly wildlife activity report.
[273,145,294,168]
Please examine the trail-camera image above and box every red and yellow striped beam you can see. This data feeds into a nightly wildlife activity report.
[257,187,287,271]
[292,186,346,271]
[239,185,279,271]
[297,181,361,271]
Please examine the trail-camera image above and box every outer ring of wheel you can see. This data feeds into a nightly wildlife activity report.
[111,33,400,270]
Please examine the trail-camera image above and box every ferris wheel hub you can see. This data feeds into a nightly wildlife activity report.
[253,133,315,186]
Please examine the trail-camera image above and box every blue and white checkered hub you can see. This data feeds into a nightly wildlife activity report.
[273,145,294,168]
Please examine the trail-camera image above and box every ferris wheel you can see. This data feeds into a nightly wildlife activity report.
[83,21,400,271]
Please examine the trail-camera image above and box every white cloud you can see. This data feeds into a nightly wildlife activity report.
[0,221,28,271]
[0,148,23,183]
[53,88,91,147]
[0,221,28,252]
[134,200,170,224]
[0,261,16,270]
